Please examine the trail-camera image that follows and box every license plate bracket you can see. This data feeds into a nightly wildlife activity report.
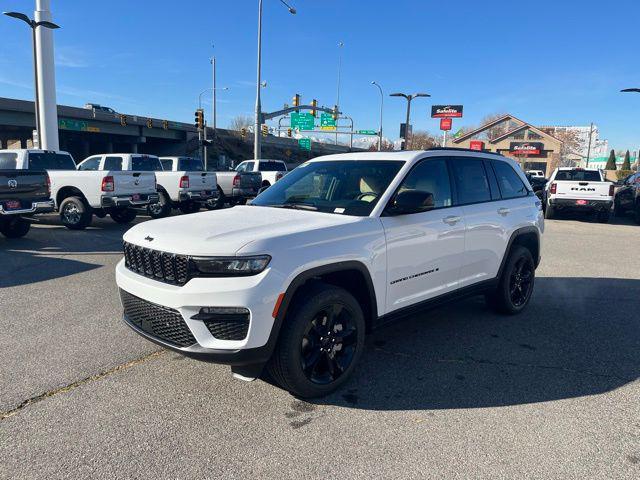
[131,194,141,201]
[576,199,588,206]
[5,200,21,210]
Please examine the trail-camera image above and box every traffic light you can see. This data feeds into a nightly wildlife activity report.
[311,99,318,117]
[194,109,204,130]
[120,114,127,126]
[261,124,269,137]
[162,120,169,130]
[287,128,292,137]
[146,118,153,129]
[332,105,339,121]
[292,94,300,108]
[241,127,247,138]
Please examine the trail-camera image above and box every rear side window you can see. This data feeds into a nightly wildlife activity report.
[555,170,601,182]
[396,158,452,209]
[131,156,162,171]
[0,152,18,169]
[28,152,76,170]
[177,158,204,171]
[104,156,123,171]
[492,160,528,198]
[259,161,286,171]
[450,158,491,205]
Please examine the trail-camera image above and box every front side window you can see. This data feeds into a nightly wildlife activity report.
[252,160,403,216]
[0,152,18,169]
[104,156,123,171]
[28,152,76,170]
[235,162,247,172]
[131,156,162,171]
[394,158,452,210]
[492,160,528,198]
[450,158,492,204]
[78,157,101,171]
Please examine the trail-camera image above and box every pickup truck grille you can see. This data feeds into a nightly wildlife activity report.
[123,241,189,285]
[120,290,196,347]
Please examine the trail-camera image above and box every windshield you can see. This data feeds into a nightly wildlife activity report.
[555,170,601,182]
[177,158,204,171]
[251,160,404,216]
[131,156,162,171]
[28,152,76,170]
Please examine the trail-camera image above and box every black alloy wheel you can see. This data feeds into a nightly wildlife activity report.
[508,255,534,308]
[300,303,358,385]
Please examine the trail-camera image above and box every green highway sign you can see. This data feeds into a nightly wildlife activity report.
[320,113,336,130]
[59,119,88,131]
[291,112,315,131]
[357,130,378,135]
[298,138,311,151]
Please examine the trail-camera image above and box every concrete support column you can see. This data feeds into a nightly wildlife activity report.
[34,0,59,151]
[106,142,114,153]
[131,143,138,154]
[81,139,90,159]
[20,138,28,149]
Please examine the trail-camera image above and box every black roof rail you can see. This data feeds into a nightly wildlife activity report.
[426,147,505,157]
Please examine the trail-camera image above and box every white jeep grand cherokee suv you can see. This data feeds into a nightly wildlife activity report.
[116,149,543,398]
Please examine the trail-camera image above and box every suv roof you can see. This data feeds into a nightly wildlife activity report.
[311,148,507,163]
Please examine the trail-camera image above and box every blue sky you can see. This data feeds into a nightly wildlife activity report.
[2,0,640,150]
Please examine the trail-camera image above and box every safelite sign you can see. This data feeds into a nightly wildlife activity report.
[431,105,464,118]
[510,142,543,156]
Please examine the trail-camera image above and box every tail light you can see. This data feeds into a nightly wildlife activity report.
[179,175,189,188]
[101,175,114,192]
[550,182,557,194]
[276,172,284,181]
[45,172,51,194]
[233,174,241,187]
[609,184,615,196]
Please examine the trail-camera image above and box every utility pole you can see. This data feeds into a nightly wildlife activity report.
[211,55,217,132]
[586,122,594,168]
[34,0,59,150]
[335,41,344,145]
[390,92,430,150]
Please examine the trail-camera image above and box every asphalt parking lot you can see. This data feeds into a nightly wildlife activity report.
[1,212,639,479]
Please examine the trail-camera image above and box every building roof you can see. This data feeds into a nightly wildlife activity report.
[452,113,563,145]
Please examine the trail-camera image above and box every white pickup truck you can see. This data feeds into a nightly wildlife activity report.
[235,159,288,187]
[2,149,158,229]
[210,168,262,207]
[543,167,614,222]
[77,154,217,218]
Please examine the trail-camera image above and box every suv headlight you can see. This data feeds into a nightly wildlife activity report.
[191,255,271,277]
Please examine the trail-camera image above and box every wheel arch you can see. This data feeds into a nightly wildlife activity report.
[56,186,87,208]
[497,226,541,279]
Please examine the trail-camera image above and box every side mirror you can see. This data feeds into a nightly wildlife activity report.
[391,190,434,215]
[257,185,269,194]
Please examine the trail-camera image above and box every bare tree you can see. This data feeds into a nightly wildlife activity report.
[229,115,252,131]
[368,139,395,151]
[544,128,581,166]
[454,112,508,140]
[410,131,439,150]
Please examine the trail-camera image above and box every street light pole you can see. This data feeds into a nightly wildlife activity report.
[3,10,59,149]
[254,0,296,160]
[211,55,217,132]
[390,92,430,150]
[371,81,383,151]
[335,41,344,145]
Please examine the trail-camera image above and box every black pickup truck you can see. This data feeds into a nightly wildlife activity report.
[0,169,54,238]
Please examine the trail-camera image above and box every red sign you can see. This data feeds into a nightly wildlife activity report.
[440,118,452,131]
[431,105,464,118]
[470,140,484,151]
[510,142,543,156]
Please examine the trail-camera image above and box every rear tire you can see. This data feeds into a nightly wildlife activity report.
[59,196,92,230]
[486,246,535,315]
[544,202,555,219]
[0,217,31,238]
[597,210,610,223]
[110,207,137,224]
[147,191,171,219]
[268,283,366,398]
[634,203,640,225]
[205,187,225,210]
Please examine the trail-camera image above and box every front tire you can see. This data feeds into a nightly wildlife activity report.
[110,207,137,224]
[0,217,31,238]
[544,202,555,219]
[147,191,171,219]
[268,283,366,398]
[59,196,92,230]
[486,246,535,315]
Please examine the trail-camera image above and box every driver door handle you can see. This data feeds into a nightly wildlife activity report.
[443,215,461,225]
[498,207,510,216]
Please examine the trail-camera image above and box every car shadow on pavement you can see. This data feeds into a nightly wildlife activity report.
[314,277,640,411]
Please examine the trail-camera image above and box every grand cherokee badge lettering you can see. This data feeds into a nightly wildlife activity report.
[144,236,154,242]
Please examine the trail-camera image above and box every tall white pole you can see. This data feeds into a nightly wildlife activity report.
[212,56,217,132]
[34,0,59,151]
[254,0,263,160]
[335,41,343,145]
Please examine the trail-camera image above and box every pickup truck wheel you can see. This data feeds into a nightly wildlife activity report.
[613,200,623,217]
[268,283,365,398]
[634,203,640,224]
[179,201,200,214]
[60,196,92,230]
[544,203,555,219]
[110,208,137,224]
[147,191,171,219]
[205,187,225,210]
[0,217,31,238]
[486,246,535,315]
[597,210,610,223]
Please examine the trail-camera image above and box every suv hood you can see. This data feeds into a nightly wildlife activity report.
[123,205,361,256]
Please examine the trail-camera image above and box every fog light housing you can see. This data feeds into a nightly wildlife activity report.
[192,307,250,341]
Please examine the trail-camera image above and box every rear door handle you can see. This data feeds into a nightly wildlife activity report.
[443,215,461,225]
[498,207,510,216]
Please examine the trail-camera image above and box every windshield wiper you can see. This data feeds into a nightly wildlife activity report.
[269,203,318,211]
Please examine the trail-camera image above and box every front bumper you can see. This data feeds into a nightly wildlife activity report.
[101,193,159,208]
[115,259,283,364]
[0,199,54,216]
[550,198,612,211]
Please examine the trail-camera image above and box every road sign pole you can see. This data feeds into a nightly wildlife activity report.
[442,130,447,147]
[254,0,263,160]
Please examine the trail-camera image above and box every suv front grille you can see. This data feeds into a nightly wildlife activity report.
[120,290,196,348]
[123,241,189,285]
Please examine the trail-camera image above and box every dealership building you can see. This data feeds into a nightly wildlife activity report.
[449,114,563,174]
